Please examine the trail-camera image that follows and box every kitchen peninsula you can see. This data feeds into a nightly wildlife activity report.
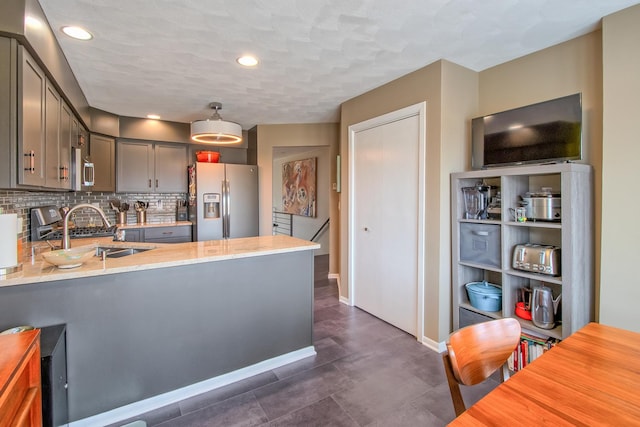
[0,235,319,425]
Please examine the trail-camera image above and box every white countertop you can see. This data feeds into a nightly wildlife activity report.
[0,235,319,288]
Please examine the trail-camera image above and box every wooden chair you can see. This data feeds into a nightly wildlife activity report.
[442,318,521,416]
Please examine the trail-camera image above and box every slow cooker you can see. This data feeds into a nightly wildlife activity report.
[520,192,561,221]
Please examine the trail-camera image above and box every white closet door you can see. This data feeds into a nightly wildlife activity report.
[352,113,420,335]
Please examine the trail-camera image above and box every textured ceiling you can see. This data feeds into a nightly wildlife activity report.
[38,0,638,129]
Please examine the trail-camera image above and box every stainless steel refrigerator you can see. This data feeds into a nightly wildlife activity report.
[188,163,259,241]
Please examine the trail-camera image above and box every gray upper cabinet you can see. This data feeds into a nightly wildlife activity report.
[58,102,74,190]
[18,45,46,187]
[1,41,81,190]
[117,140,151,192]
[44,81,76,190]
[89,134,115,192]
[117,140,187,193]
[44,81,60,188]
[154,144,188,192]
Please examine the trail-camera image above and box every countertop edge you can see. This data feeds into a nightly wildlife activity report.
[0,236,320,288]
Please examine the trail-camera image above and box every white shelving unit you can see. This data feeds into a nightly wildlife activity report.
[451,163,594,340]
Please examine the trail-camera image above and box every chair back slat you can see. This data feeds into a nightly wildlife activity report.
[447,318,521,386]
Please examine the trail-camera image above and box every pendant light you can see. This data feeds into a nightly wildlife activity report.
[190,102,242,144]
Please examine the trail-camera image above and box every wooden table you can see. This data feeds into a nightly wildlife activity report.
[449,322,640,426]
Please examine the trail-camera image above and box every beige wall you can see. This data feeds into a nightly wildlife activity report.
[479,31,604,319]
[256,123,339,269]
[340,29,606,344]
[340,60,477,342]
[272,146,331,255]
[600,4,640,331]
[439,61,479,338]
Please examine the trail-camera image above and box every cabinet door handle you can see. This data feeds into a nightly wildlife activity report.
[472,231,489,236]
[148,179,152,188]
[162,231,173,235]
[24,150,35,173]
[60,165,69,181]
[156,179,158,188]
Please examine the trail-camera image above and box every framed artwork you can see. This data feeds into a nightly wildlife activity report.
[282,157,316,217]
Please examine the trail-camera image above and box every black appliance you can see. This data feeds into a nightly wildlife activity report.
[41,324,68,427]
[30,206,115,242]
[471,93,582,169]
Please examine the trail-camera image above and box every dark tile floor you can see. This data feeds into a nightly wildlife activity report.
[113,255,499,427]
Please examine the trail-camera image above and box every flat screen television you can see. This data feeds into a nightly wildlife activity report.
[471,93,582,169]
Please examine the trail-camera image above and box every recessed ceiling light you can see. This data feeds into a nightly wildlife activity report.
[237,55,258,67]
[147,114,161,120]
[61,26,93,41]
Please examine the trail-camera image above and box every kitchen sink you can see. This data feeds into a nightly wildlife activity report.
[95,246,152,259]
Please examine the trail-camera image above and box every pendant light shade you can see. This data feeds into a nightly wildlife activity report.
[191,102,242,144]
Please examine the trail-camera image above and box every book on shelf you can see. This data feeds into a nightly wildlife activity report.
[508,333,560,372]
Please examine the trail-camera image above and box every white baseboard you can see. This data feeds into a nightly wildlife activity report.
[328,273,351,306]
[328,273,340,289]
[422,335,446,353]
[69,346,317,427]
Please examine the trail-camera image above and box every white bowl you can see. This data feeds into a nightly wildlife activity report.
[41,244,97,269]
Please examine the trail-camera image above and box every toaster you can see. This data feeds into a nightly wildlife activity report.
[512,244,561,276]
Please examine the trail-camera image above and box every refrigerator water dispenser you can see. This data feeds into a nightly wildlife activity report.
[203,193,221,218]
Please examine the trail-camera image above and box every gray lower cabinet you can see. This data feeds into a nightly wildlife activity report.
[117,140,187,193]
[123,225,191,243]
[122,229,142,242]
[144,225,192,243]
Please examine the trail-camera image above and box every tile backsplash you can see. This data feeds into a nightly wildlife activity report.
[0,190,188,245]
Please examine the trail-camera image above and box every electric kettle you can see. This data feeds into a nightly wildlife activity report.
[532,286,561,329]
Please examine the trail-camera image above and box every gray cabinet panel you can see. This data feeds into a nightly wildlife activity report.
[116,140,153,192]
[117,139,187,193]
[90,134,115,192]
[122,228,142,242]
[45,81,60,188]
[1,39,88,190]
[144,225,192,242]
[18,46,45,187]
[155,144,187,192]
[58,102,73,190]
[0,37,16,188]
[122,225,192,243]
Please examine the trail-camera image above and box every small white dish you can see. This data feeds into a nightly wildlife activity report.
[41,244,97,269]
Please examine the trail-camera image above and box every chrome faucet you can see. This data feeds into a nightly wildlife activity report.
[61,203,112,249]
